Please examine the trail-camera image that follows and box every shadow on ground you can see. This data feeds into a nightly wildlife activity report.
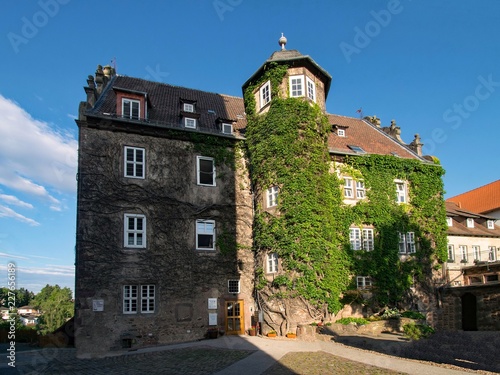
[321,328,500,374]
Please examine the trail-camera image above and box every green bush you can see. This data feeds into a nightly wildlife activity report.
[401,311,426,320]
[380,308,400,319]
[336,317,369,325]
[403,322,435,340]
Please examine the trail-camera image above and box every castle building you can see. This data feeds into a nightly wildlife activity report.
[75,36,446,357]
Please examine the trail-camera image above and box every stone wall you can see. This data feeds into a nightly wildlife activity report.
[437,284,500,331]
[75,125,254,358]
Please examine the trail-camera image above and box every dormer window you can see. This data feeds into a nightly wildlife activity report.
[337,129,345,137]
[306,77,315,102]
[260,81,271,108]
[122,99,140,120]
[446,217,453,226]
[289,75,304,97]
[185,118,197,129]
[467,218,474,228]
[487,220,494,229]
[183,103,194,112]
[222,123,232,134]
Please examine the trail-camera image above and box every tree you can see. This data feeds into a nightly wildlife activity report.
[0,287,35,308]
[32,284,73,335]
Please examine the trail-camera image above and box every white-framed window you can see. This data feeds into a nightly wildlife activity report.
[267,186,279,208]
[196,219,215,250]
[356,181,366,199]
[466,218,474,228]
[184,117,197,129]
[123,285,155,314]
[446,217,453,226]
[362,229,374,251]
[124,214,146,248]
[124,146,145,179]
[356,276,372,290]
[395,180,407,204]
[488,246,497,261]
[228,279,240,294]
[122,98,140,120]
[141,285,155,313]
[343,177,353,198]
[337,129,346,137]
[183,103,194,113]
[350,228,361,250]
[459,245,468,262]
[447,244,455,262]
[350,227,374,251]
[222,123,232,134]
[123,285,138,314]
[472,245,481,261]
[260,81,271,108]
[267,253,278,273]
[289,75,304,97]
[399,232,416,254]
[197,156,216,186]
[306,77,315,102]
[487,220,495,229]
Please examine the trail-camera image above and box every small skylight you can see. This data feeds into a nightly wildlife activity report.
[208,110,216,115]
[391,152,400,157]
[348,145,366,154]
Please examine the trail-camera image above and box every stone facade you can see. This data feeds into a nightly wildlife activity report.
[75,107,253,357]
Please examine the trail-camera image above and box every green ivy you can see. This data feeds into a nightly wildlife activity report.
[246,95,351,314]
[244,64,447,316]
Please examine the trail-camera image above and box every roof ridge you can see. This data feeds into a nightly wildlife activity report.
[115,75,239,99]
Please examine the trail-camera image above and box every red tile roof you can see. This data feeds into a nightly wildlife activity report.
[327,114,422,160]
[447,180,500,214]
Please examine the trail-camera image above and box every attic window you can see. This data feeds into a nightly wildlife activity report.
[348,145,366,154]
[185,118,197,129]
[184,103,194,112]
[467,218,474,228]
[446,217,453,226]
[337,129,345,137]
[222,123,232,134]
[487,220,494,229]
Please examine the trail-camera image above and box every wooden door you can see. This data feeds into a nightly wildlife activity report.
[225,300,244,335]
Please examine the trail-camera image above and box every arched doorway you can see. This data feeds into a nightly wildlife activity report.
[461,293,477,331]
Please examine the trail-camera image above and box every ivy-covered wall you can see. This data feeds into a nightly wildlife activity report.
[342,155,447,307]
[244,64,447,328]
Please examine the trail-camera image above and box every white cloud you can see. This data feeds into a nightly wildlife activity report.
[14,264,74,277]
[0,95,77,210]
[0,205,40,226]
[0,252,30,260]
[0,194,33,209]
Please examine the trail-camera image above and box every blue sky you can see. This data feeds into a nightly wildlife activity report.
[0,0,499,294]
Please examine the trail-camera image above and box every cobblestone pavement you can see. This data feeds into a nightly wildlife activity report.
[2,333,496,375]
[4,345,255,375]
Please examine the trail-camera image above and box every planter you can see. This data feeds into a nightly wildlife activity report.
[267,332,277,338]
[286,333,296,339]
[248,329,256,336]
[207,330,219,339]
